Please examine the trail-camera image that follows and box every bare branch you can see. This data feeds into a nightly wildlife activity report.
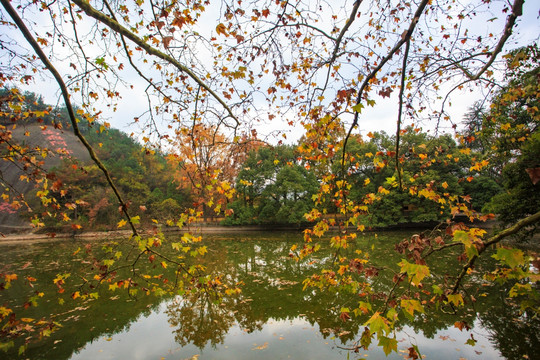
[466,0,524,80]
[394,38,410,191]
[343,0,430,154]
[0,0,139,236]
[70,0,239,128]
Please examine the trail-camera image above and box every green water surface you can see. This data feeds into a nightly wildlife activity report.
[0,231,538,359]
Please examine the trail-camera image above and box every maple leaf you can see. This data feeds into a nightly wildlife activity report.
[454,321,470,331]
[339,310,351,322]
[407,346,420,360]
[378,87,393,98]
[162,36,174,48]
[525,168,540,185]
[216,23,228,36]
[378,335,397,356]
[235,34,245,44]
[171,14,187,28]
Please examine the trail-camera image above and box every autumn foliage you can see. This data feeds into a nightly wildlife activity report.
[0,0,539,357]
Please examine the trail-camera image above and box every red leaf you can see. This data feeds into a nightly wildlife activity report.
[339,311,351,322]
[162,36,174,48]
[525,168,540,185]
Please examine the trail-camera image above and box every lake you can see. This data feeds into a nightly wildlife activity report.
[0,231,538,359]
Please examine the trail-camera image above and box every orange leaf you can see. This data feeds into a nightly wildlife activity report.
[216,23,227,36]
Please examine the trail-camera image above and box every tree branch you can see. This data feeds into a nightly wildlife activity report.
[465,0,524,81]
[451,210,540,294]
[395,38,410,191]
[0,0,139,236]
[343,0,429,157]
[70,0,239,128]
[319,0,363,94]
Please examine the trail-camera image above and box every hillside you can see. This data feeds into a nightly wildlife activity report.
[0,124,90,233]
[1,113,188,233]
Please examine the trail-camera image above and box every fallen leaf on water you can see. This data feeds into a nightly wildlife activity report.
[252,342,268,350]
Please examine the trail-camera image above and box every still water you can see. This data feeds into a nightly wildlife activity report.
[1,231,538,359]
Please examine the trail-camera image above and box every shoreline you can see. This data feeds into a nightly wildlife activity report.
[0,218,502,246]
[0,225,301,245]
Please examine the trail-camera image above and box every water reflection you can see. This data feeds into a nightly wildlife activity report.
[160,234,539,359]
[0,232,538,359]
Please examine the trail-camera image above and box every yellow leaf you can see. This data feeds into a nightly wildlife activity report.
[216,23,227,36]
[500,122,511,131]
[117,219,127,228]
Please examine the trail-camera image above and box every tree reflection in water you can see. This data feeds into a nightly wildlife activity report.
[161,233,539,358]
[1,232,536,359]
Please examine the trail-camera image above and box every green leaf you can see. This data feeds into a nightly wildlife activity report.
[466,337,477,346]
[18,344,27,355]
[365,312,389,335]
[385,176,396,185]
[103,259,115,267]
[509,283,532,298]
[386,307,398,324]
[131,215,140,225]
[360,327,372,349]
[399,259,430,285]
[352,103,364,113]
[378,335,397,356]
[453,230,469,244]
[0,341,14,352]
[95,57,109,70]
[454,230,479,259]
[492,248,525,268]
[447,293,464,307]
[401,299,424,318]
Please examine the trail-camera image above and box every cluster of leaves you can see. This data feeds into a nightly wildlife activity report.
[294,48,540,356]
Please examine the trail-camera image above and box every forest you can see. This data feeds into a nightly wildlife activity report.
[3,68,539,231]
[0,0,538,358]
[2,84,536,231]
